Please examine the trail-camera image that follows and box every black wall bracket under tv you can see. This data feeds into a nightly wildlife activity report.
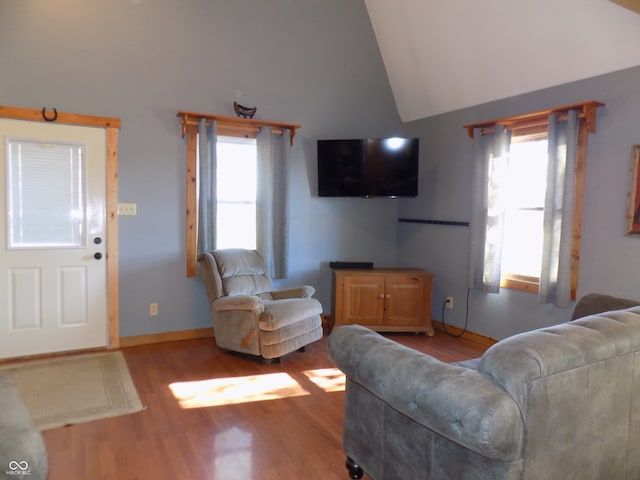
[398,218,470,227]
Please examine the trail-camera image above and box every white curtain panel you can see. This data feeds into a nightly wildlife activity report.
[539,110,579,307]
[467,125,511,293]
[198,118,217,255]
[256,128,290,279]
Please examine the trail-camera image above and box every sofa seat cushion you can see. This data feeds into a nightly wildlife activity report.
[259,298,323,331]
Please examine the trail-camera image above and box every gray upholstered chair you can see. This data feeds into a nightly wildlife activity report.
[198,249,323,362]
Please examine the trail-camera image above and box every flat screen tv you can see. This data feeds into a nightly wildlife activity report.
[317,137,419,198]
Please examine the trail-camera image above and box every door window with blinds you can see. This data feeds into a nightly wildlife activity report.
[6,138,86,249]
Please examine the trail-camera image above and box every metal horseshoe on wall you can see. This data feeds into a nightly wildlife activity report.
[42,107,58,122]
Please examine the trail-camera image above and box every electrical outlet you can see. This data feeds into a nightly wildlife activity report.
[149,303,158,316]
[446,296,454,310]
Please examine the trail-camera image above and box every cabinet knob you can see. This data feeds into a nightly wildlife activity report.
[386,294,391,299]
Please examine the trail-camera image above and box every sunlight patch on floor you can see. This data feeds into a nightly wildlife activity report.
[302,368,345,393]
[170,373,308,408]
[169,368,345,409]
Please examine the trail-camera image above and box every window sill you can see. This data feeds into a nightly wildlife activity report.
[500,275,539,294]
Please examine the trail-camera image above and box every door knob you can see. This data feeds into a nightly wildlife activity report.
[94,237,102,244]
[94,252,103,260]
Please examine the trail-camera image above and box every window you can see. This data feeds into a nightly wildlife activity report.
[215,136,257,250]
[500,135,548,293]
[178,111,300,277]
[465,101,604,304]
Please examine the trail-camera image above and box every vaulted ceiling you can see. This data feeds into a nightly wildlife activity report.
[364,0,640,122]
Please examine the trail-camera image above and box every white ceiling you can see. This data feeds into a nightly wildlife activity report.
[364,0,640,122]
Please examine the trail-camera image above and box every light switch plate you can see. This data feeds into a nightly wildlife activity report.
[117,203,137,216]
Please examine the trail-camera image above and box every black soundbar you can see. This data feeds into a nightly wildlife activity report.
[329,261,374,269]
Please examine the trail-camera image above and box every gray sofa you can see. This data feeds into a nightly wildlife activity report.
[329,293,640,480]
[0,373,48,480]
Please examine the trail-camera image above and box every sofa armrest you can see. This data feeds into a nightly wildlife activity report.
[329,325,524,461]
[213,295,263,312]
[0,374,48,480]
[269,285,315,299]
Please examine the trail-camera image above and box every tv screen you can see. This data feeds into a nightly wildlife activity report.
[317,137,419,198]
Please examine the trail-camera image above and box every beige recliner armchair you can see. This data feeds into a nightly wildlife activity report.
[198,249,323,362]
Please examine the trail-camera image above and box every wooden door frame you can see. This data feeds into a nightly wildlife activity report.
[0,105,121,348]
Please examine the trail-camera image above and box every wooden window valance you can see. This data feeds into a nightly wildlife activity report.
[177,111,300,145]
[463,100,604,140]
[177,110,301,277]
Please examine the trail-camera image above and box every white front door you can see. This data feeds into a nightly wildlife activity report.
[0,118,108,359]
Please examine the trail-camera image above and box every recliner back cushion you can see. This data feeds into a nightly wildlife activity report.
[212,249,272,296]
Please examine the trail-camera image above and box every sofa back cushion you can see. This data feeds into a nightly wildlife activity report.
[479,306,640,412]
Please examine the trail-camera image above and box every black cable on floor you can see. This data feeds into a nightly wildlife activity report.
[441,288,471,338]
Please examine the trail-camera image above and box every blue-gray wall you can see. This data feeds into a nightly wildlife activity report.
[2,0,638,341]
[0,0,403,337]
[397,66,640,339]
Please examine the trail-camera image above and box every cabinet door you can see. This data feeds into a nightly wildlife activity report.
[384,275,427,326]
[341,274,385,325]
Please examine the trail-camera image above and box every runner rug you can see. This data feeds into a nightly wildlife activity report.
[0,351,144,431]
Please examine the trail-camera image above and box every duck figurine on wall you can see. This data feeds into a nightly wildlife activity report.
[233,101,257,119]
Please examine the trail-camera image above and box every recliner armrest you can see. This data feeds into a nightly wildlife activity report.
[329,325,524,462]
[269,285,316,299]
[213,295,263,312]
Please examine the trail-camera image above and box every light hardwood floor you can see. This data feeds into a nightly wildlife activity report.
[42,331,488,480]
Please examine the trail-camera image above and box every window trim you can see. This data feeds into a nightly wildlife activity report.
[177,111,300,277]
[500,274,539,294]
[465,100,604,300]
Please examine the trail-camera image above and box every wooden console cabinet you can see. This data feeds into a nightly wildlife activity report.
[332,268,435,336]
